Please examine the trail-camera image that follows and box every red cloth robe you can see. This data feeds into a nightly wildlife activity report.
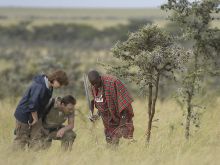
[91,75,134,140]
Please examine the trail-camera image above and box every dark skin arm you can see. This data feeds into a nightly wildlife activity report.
[120,110,127,126]
[90,100,100,121]
[91,100,95,115]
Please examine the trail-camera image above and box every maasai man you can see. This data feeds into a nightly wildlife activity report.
[88,70,134,145]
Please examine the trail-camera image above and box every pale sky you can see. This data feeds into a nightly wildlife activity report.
[0,0,167,8]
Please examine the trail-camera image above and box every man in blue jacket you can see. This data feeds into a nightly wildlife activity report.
[13,70,69,150]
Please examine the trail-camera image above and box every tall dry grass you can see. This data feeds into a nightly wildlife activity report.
[0,97,220,165]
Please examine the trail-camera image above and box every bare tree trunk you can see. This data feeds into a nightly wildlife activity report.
[146,74,160,143]
[185,50,198,139]
[185,91,192,139]
[146,82,153,143]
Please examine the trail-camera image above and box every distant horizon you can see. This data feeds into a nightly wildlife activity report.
[0,0,166,8]
[0,6,160,9]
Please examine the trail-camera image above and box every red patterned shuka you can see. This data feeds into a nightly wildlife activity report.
[91,75,134,142]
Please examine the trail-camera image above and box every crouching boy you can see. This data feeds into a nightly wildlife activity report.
[40,95,76,151]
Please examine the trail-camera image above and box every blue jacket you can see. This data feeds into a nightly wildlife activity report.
[14,75,53,124]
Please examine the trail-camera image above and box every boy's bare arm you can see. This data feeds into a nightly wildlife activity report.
[56,116,74,138]
[65,116,74,131]
[29,111,38,126]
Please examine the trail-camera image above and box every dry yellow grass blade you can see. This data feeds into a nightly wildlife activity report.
[0,98,220,165]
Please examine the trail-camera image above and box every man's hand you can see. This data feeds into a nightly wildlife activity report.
[56,128,65,138]
[89,114,100,122]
